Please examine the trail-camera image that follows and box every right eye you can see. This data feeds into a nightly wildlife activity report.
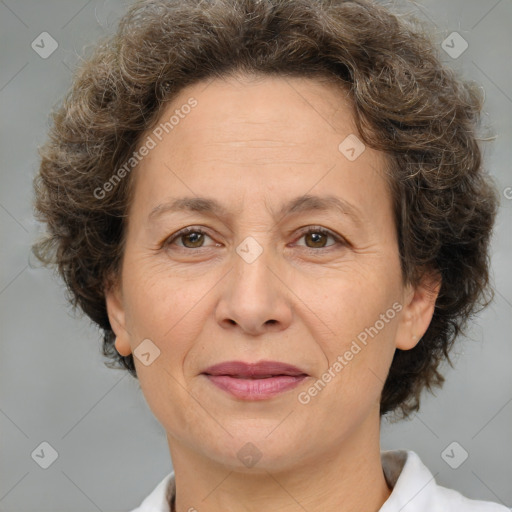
[163,227,220,250]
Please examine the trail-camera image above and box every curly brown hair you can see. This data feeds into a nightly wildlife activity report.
[32,0,499,419]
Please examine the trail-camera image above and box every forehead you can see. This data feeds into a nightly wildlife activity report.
[128,74,391,229]
[171,73,357,145]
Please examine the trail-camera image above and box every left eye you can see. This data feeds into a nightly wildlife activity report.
[293,227,341,249]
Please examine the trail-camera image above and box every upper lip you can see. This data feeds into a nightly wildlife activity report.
[202,360,308,378]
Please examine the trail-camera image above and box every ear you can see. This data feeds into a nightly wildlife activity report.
[104,278,132,357]
[395,268,442,350]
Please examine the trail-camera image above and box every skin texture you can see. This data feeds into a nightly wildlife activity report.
[106,74,440,512]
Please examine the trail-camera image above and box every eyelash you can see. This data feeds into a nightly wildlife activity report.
[163,225,347,252]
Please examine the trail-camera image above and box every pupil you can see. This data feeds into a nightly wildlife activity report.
[185,232,203,247]
[308,232,325,247]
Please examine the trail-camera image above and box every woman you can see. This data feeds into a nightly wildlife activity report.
[32,0,507,510]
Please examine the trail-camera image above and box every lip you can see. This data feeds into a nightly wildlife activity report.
[202,360,308,401]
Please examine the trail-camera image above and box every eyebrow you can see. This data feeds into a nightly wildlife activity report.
[148,194,363,226]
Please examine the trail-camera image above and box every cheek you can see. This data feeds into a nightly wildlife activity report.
[300,322,397,435]
[305,269,399,354]
[124,269,208,429]
[122,255,213,341]
[135,364,203,444]
[302,269,400,402]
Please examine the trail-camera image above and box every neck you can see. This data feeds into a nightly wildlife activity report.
[167,411,391,512]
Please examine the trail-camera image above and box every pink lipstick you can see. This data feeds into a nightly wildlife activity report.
[202,360,308,400]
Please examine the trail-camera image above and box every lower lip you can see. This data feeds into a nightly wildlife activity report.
[204,374,307,400]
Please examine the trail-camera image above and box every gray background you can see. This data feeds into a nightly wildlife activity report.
[0,0,511,510]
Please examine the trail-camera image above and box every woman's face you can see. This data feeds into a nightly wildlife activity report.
[107,74,437,471]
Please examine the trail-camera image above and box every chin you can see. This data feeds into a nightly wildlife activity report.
[200,426,310,474]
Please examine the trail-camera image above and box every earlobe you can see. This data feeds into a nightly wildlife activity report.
[105,280,133,356]
[114,337,132,357]
[395,269,441,351]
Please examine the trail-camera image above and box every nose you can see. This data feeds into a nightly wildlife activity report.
[215,243,293,336]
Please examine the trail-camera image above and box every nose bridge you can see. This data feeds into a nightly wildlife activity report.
[232,233,277,305]
[216,233,292,334]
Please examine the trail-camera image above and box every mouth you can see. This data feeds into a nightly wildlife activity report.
[201,360,308,400]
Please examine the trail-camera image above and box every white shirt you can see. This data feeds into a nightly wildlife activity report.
[130,450,509,511]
